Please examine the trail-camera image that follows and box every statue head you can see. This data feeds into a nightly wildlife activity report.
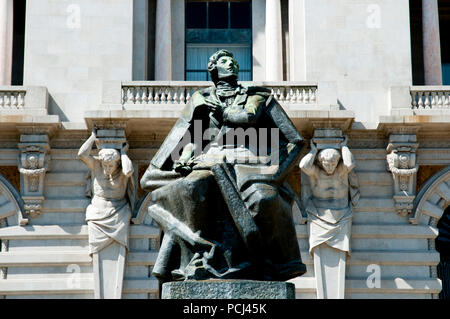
[317,148,341,175]
[207,49,239,83]
[98,149,120,176]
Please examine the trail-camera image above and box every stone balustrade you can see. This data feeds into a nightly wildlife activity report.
[121,81,318,106]
[0,87,26,109]
[410,86,450,109]
[0,86,48,114]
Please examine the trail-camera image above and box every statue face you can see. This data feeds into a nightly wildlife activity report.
[320,158,339,175]
[317,149,341,175]
[101,160,119,176]
[216,55,239,79]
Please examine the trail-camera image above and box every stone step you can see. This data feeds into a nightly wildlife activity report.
[45,172,87,187]
[288,277,442,294]
[299,251,440,266]
[0,225,160,240]
[42,199,90,213]
[354,198,396,212]
[44,186,87,199]
[0,251,158,267]
[295,224,438,239]
[355,171,392,186]
[0,277,158,295]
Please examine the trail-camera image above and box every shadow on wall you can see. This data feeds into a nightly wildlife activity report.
[337,99,346,110]
[48,94,69,122]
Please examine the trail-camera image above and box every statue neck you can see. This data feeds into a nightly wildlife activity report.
[215,79,239,96]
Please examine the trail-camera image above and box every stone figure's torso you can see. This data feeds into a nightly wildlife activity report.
[309,164,349,209]
[91,160,128,201]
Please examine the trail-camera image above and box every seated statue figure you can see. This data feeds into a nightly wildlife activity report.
[140,49,306,282]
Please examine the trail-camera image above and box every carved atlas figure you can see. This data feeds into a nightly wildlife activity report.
[141,49,307,282]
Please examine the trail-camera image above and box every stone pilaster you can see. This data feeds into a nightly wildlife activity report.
[0,0,13,85]
[155,0,172,80]
[422,0,442,85]
[18,134,51,218]
[386,134,419,217]
[265,0,283,80]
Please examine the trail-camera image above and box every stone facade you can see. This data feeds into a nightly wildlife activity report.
[0,0,448,299]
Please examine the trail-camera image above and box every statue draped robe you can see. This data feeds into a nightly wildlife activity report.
[141,84,306,282]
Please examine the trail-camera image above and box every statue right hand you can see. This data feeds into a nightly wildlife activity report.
[173,160,193,176]
[91,127,97,138]
[204,100,223,116]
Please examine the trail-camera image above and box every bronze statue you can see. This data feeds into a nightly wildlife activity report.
[141,50,306,282]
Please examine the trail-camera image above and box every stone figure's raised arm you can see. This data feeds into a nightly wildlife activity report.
[77,129,96,170]
[299,140,318,176]
[341,136,355,172]
[120,142,134,178]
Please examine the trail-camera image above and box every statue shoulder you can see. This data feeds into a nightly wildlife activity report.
[242,85,272,98]
[191,87,214,107]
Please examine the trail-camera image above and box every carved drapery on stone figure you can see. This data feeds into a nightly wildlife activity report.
[140,50,307,285]
[78,127,136,299]
[299,129,359,299]
[18,134,50,218]
[386,134,418,217]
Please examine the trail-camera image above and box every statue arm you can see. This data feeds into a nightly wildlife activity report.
[223,94,264,125]
[299,141,318,176]
[341,136,355,172]
[140,164,182,192]
[77,130,96,170]
[120,143,134,178]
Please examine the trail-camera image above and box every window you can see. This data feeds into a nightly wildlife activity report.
[185,0,252,81]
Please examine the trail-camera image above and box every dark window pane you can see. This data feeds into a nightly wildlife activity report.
[209,2,228,29]
[230,2,251,29]
[186,2,207,28]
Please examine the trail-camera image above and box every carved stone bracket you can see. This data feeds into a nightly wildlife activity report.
[18,134,50,218]
[386,134,419,217]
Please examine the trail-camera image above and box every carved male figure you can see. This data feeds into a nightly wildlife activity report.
[300,134,359,298]
[141,50,306,282]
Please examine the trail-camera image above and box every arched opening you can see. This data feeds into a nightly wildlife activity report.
[437,205,450,299]
[0,173,27,227]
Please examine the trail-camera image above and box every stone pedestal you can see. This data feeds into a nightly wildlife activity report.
[162,280,295,299]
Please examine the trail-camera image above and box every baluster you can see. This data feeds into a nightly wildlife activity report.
[304,88,310,103]
[180,87,186,104]
[172,87,179,104]
[437,92,443,108]
[411,91,417,109]
[288,87,294,103]
[17,92,24,108]
[167,87,173,104]
[445,92,450,108]
[424,92,430,108]
[11,93,17,108]
[311,87,317,103]
[430,92,437,108]
[121,87,126,104]
[186,87,192,103]
[141,87,148,104]
[135,87,142,104]
[163,87,168,103]
[417,91,423,108]
[0,93,4,108]
[148,87,154,104]
[155,87,160,103]
[4,93,10,107]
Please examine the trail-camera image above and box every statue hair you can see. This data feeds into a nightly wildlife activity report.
[98,149,120,163]
[317,148,341,163]
[207,49,239,83]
